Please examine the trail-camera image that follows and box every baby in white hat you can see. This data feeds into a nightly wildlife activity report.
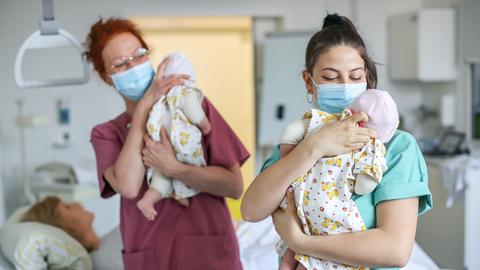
[138,52,211,220]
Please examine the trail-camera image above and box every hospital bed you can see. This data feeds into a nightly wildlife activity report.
[0,217,441,270]
[236,218,441,270]
[0,227,123,270]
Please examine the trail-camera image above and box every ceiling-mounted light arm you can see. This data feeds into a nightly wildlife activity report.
[14,0,90,88]
[40,0,58,35]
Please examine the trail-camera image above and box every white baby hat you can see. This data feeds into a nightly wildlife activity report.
[162,51,196,82]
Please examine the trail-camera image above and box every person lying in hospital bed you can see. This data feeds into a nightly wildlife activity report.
[0,197,439,270]
[0,196,99,269]
[20,196,100,252]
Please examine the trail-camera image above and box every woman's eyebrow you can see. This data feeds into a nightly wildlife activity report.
[320,67,364,72]
[349,67,365,72]
[320,67,339,72]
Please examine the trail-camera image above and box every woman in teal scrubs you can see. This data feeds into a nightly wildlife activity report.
[241,14,432,269]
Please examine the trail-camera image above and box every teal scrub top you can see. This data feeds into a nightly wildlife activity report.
[261,130,433,270]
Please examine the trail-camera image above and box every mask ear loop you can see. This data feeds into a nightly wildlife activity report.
[307,73,318,108]
[307,92,314,104]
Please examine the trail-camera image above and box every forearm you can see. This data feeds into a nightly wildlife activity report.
[294,228,410,268]
[111,102,151,198]
[171,163,243,199]
[279,144,296,158]
[241,139,322,222]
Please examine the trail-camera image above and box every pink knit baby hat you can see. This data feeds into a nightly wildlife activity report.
[348,89,399,143]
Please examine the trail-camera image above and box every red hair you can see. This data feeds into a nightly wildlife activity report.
[84,17,149,82]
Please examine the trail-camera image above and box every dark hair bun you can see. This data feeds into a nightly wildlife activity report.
[322,13,358,34]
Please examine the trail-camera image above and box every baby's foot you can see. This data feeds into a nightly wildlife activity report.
[278,263,295,270]
[137,199,157,221]
[177,198,190,207]
[278,248,299,270]
[198,118,211,135]
[296,263,307,270]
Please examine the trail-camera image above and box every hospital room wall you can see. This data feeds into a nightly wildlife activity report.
[0,0,442,222]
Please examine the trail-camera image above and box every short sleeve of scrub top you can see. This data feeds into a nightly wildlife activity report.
[260,130,433,270]
[90,97,249,270]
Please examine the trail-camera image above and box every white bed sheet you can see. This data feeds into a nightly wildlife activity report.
[90,227,124,270]
[0,248,12,270]
[235,217,441,270]
[0,220,440,270]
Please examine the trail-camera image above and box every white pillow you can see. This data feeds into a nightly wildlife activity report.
[0,206,92,270]
[0,245,13,269]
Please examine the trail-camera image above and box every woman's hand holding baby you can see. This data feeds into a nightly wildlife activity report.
[142,128,183,178]
[272,187,305,252]
[140,57,190,110]
[304,112,377,158]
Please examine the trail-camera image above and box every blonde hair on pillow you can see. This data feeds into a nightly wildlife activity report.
[21,196,62,228]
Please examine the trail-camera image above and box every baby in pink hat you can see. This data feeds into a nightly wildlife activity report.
[348,89,399,194]
[276,89,399,270]
[279,89,399,195]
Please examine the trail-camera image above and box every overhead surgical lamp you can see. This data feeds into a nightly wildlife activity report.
[14,0,89,88]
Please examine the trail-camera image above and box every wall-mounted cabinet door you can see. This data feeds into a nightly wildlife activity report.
[388,9,456,82]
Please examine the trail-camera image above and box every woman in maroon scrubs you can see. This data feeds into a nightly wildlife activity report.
[84,18,249,270]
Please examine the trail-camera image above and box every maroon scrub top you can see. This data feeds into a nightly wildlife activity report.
[90,97,250,270]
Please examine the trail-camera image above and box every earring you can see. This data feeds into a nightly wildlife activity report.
[307,92,313,104]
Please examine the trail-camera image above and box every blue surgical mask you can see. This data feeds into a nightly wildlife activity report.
[311,76,367,114]
[111,60,155,101]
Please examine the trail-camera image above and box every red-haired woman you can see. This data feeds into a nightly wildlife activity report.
[84,17,249,269]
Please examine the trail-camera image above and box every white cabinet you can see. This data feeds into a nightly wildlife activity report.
[416,157,480,270]
[387,9,456,82]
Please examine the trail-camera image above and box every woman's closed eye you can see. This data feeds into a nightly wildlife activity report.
[322,76,337,81]
[320,69,339,81]
[349,69,365,81]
